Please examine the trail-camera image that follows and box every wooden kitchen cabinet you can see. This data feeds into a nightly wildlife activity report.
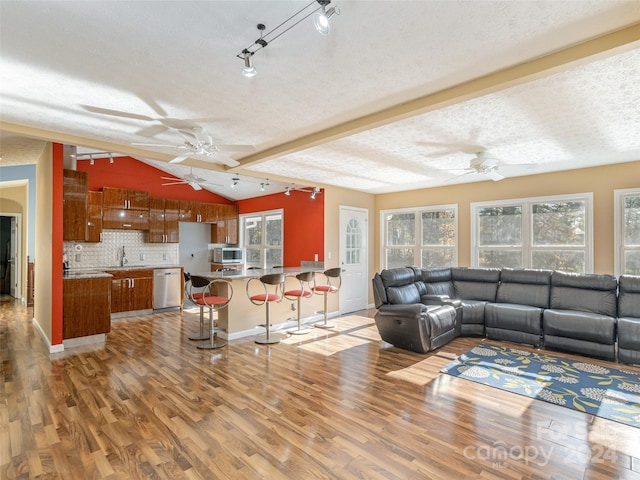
[179,200,217,223]
[86,191,103,242]
[102,207,150,230]
[102,187,149,209]
[63,276,111,339]
[148,198,179,243]
[212,204,239,244]
[63,169,88,241]
[106,269,154,314]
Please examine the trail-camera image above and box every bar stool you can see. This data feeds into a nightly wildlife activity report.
[312,267,342,329]
[284,271,315,335]
[187,276,232,349]
[247,273,286,344]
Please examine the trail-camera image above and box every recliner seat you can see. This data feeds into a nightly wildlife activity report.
[617,275,640,365]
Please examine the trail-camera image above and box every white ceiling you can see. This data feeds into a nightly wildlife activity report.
[1,1,639,200]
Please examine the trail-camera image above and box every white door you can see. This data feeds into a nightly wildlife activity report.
[339,206,368,314]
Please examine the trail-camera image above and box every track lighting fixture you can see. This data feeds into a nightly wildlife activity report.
[284,187,291,196]
[310,187,320,200]
[231,177,240,188]
[236,0,340,77]
[283,186,322,199]
[314,1,339,35]
[108,153,114,164]
[89,154,94,165]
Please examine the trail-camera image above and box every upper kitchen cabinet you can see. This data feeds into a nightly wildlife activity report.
[102,187,149,210]
[63,169,88,241]
[212,204,239,245]
[148,198,179,243]
[102,187,150,230]
[179,200,217,223]
[86,191,103,242]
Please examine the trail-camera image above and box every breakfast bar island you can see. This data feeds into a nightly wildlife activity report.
[191,267,339,340]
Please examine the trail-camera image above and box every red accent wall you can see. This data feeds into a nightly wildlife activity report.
[238,189,324,266]
[77,156,233,204]
[52,143,64,345]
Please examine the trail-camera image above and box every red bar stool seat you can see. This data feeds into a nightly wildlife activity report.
[284,271,315,335]
[247,273,287,344]
[187,275,232,349]
[312,267,342,329]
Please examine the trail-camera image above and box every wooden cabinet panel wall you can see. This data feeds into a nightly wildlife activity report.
[212,204,239,244]
[63,277,111,339]
[63,169,89,241]
[102,187,149,209]
[86,191,103,242]
[102,208,149,230]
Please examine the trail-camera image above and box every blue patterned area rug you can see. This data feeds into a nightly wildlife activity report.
[441,343,640,428]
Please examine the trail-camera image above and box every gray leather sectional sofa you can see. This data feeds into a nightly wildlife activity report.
[372,267,640,364]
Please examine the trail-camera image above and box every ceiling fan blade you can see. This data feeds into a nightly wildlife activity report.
[216,145,256,153]
[80,105,154,121]
[135,124,169,138]
[486,171,504,181]
[133,142,181,148]
[162,181,187,186]
[169,155,190,164]
[161,176,183,181]
[189,182,203,191]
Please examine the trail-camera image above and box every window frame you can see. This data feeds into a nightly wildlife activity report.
[239,209,284,269]
[379,204,458,269]
[471,193,593,273]
[614,187,640,277]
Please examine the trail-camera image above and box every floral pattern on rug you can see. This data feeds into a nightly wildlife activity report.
[440,343,640,428]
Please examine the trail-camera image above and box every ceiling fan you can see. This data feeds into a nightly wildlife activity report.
[161,168,221,191]
[134,127,255,167]
[446,151,522,182]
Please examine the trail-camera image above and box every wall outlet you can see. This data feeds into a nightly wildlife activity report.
[140,253,145,261]
[75,253,81,262]
[163,253,168,261]
[314,253,318,262]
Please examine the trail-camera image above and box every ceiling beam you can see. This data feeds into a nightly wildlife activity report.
[233,22,640,170]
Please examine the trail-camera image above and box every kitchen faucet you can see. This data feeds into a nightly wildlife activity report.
[121,246,128,267]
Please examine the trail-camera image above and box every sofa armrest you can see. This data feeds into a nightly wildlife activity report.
[377,303,433,318]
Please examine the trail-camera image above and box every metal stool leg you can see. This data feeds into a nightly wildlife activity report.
[255,301,285,344]
[189,306,211,340]
[314,292,336,329]
[197,306,227,349]
[288,296,311,335]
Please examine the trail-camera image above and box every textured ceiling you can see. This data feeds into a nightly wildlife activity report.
[1,1,639,200]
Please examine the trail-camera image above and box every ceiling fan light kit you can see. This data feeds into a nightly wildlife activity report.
[236,0,340,77]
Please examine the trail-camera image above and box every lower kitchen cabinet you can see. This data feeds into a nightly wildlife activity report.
[63,277,111,339]
[107,269,154,314]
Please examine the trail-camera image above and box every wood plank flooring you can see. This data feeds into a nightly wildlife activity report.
[1,296,639,479]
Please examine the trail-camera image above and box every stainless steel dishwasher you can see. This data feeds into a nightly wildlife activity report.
[153,268,183,310]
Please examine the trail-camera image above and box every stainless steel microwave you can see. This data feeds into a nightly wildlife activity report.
[212,247,245,264]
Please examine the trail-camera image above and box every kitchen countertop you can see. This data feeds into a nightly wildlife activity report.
[195,266,323,280]
[64,265,182,279]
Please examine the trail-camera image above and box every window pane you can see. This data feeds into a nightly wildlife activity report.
[387,213,415,246]
[478,206,521,246]
[246,248,261,266]
[532,201,585,246]
[265,215,282,246]
[266,248,282,267]
[624,195,640,245]
[532,250,585,273]
[387,248,414,269]
[422,248,455,268]
[624,251,640,275]
[422,210,455,246]
[244,217,262,246]
[346,218,361,265]
[478,249,521,268]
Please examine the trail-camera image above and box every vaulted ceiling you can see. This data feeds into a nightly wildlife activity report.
[1,1,639,200]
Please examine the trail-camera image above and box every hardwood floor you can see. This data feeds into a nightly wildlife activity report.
[2,296,639,479]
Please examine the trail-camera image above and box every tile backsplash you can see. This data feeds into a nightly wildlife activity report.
[64,230,178,269]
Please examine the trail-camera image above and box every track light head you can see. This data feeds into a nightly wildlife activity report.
[231,177,239,188]
[314,2,339,36]
[284,187,291,196]
[241,50,257,78]
[310,187,320,199]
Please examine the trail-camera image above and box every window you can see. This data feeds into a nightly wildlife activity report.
[381,205,457,269]
[615,188,640,276]
[240,210,283,268]
[472,193,592,273]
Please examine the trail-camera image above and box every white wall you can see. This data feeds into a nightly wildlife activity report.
[178,222,210,275]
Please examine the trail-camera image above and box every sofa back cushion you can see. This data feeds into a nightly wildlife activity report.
[618,275,640,318]
[379,267,423,305]
[452,268,501,301]
[549,271,617,316]
[496,268,552,308]
[419,267,455,297]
